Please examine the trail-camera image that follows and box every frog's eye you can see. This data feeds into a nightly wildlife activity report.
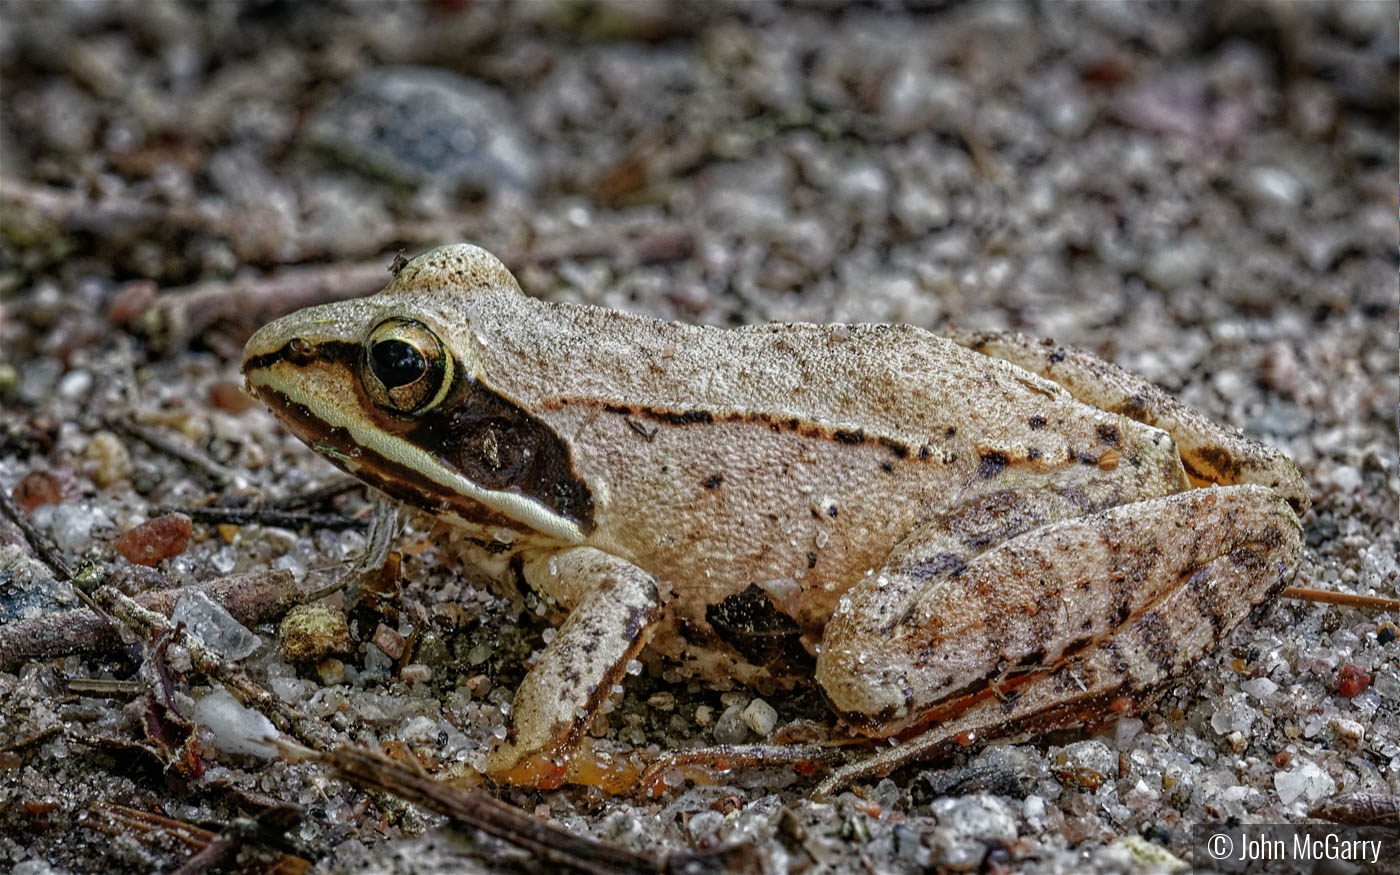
[362,318,453,414]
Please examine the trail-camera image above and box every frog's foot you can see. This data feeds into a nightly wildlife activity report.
[814,484,1303,796]
[637,743,851,797]
[949,329,1310,513]
[487,739,646,794]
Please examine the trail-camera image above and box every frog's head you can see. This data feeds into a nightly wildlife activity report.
[241,244,593,544]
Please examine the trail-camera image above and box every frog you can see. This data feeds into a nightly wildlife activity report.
[241,243,1308,796]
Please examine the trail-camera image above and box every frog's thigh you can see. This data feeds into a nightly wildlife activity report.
[817,485,1302,737]
[816,487,1091,729]
[949,329,1309,513]
[821,487,1093,647]
[484,547,660,785]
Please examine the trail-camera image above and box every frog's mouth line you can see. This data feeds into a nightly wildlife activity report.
[244,352,590,545]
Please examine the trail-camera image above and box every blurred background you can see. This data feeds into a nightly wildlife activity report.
[1,1,1396,872]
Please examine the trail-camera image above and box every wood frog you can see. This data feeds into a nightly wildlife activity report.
[242,244,1308,796]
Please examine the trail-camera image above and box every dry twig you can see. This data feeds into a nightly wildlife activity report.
[107,416,243,487]
[301,745,756,875]
[87,803,310,875]
[0,569,298,672]
[160,504,368,531]
[141,259,394,353]
[138,223,695,351]
[1281,586,1400,613]
[0,481,74,581]
[95,584,339,751]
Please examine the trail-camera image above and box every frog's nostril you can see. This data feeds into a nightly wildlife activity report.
[285,337,316,364]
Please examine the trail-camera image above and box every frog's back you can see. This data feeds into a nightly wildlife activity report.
[374,241,1120,454]
[464,290,1082,450]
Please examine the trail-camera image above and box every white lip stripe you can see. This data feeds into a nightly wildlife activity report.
[248,368,585,545]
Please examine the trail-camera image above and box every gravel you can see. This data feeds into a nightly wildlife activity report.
[0,2,1395,873]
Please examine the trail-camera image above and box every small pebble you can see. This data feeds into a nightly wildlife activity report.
[1023,795,1047,832]
[1241,677,1279,700]
[193,689,279,758]
[114,512,192,566]
[1336,663,1370,698]
[1274,759,1336,806]
[279,604,355,664]
[1143,239,1211,290]
[686,809,725,847]
[1114,716,1143,749]
[304,67,539,194]
[317,658,347,686]
[927,794,1017,869]
[1329,717,1365,746]
[39,502,110,554]
[1113,835,1186,870]
[372,623,407,661]
[172,591,261,659]
[106,280,157,326]
[742,698,777,736]
[85,431,131,488]
[1258,342,1301,397]
[1050,740,1116,791]
[57,370,92,400]
[1328,465,1362,495]
[465,674,492,698]
[12,470,64,513]
[400,663,432,684]
[713,704,750,745]
[647,691,676,711]
[1241,166,1304,209]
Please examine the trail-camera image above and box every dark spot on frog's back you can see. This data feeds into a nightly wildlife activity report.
[877,436,909,459]
[706,584,814,675]
[1190,445,1242,480]
[1111,394,1153,422]
[702,473,724,490]
[978,450,1009,479]
[407,377,595,531]
[658,409,713,426]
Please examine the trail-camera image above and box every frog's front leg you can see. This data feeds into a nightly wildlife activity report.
[485,547,660,789]
[815,484,1302,791]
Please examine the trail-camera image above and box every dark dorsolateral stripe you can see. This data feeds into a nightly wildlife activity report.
[406,377,595,532]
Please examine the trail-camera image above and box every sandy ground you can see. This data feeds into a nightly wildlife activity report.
[1,2,1396,873]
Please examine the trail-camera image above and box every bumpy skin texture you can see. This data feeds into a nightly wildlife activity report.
[243,244,1307,788]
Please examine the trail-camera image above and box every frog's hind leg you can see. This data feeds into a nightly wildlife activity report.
[813,485,1302,797]
[948,329,1310,513]
[816,486,1121,735]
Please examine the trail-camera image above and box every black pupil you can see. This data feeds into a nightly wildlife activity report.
[371,340,426,388]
